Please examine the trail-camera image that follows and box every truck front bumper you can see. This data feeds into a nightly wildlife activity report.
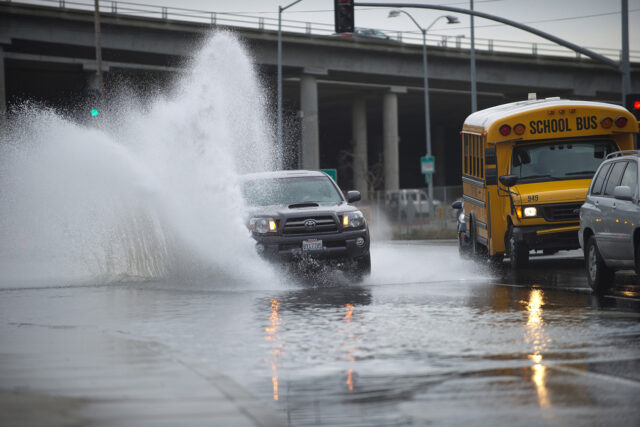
[253,229,370,263]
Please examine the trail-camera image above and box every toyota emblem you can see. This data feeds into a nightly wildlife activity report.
[304,219,317,229]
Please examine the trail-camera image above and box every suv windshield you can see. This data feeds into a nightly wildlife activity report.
[511,140,617,183]
[243,176,343,207]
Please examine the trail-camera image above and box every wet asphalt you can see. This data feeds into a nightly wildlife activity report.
[1,241,639,426]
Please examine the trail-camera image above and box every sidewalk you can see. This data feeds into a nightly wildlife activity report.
[0,322,287,427]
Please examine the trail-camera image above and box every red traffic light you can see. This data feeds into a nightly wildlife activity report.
[625,93,640,120]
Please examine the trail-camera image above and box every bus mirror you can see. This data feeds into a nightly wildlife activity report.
[485,148,497,165]
[499,175,519,187]
[486,168,498,186]
[451,200,462,210]
[512,149,530,167]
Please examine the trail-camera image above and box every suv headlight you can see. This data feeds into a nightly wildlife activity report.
[250,217,277,234]
[343,211,365,228]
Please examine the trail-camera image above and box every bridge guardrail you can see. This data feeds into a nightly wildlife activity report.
[5,0,639,62]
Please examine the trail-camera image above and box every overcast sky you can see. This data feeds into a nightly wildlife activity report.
[129,0,640,54]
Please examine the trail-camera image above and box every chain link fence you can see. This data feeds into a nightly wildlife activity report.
[356,186,462,240]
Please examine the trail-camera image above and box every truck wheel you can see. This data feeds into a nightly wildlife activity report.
[348,254,371,282]
[507,226,529,268]
[585,236,614,293]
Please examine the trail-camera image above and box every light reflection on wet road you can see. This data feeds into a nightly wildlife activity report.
[1,241,639,426]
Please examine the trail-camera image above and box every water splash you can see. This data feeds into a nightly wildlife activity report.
[0,32,278,288]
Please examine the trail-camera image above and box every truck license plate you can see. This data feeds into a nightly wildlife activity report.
[302,239,323,251]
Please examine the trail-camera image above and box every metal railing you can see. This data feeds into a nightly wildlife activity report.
[5,0,639,62]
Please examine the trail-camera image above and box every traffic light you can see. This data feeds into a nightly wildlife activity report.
[334,0,354,34]
[86,88,101,118]
[625,93,640,121]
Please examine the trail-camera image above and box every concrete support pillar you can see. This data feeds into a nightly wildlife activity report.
[352,97,368,199]
[300,74,319,170]
[383,90,400,191]
[0,46,6,124]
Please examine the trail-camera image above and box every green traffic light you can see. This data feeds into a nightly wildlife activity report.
[90,108,99,117]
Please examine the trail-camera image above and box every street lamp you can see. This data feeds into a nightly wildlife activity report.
[388,10,459,219]
[277,0,304,154]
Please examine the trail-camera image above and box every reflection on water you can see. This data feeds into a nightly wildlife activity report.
[344,303,355,392]
[265,298,282,401]
[524,289,551,408]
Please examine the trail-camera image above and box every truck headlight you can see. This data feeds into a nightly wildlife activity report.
[523,207,537,217]
[250,217,277,234]
[343,211,365,228]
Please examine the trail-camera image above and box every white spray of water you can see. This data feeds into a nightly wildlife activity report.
[0,32,279,288]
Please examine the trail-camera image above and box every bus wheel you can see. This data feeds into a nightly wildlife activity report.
[469,218,488,261]
[488,254,503,268]
[585,236,614,293]
[458,232,471,259]
[507,226,529,268]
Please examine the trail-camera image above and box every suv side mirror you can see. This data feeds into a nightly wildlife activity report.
[499,175,519,187]
[613,185,633,201]
[346,190,361,203]
[451,201,462,210]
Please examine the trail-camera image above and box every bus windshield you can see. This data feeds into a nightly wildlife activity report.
[510,140,617,183]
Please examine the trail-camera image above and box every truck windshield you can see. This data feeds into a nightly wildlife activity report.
[511,140,617,183]
[243,176,343,207]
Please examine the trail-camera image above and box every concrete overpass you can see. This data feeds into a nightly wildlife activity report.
[1,1,638,192]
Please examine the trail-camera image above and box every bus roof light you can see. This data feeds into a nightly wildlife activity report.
[513,123,526,135]
[600,117,613,129]
[614,116,628,128]
[499,124,511,136]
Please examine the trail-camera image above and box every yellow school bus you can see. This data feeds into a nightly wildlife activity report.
[455,97,638,267]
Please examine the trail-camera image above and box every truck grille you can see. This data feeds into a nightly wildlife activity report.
[541,203,582,222]
[282,216,338,235]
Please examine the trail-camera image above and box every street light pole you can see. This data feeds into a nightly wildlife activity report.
[93,0,103,96]
[389,11,458,218]
[277,0,304,158]
[470,0,477,112]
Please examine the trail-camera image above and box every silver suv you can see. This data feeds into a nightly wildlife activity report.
[579,150,640,292]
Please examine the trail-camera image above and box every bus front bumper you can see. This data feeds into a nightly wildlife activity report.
[512,224,580,251]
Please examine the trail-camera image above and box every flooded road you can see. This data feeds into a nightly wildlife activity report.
[1,241,639,426]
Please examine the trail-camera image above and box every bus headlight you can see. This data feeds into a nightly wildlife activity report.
[524,207,538,217]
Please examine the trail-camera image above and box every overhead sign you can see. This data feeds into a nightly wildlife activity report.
[420,156,435,175]
[321,168,338,182]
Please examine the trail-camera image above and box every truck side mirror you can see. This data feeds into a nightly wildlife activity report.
[499,175,519,187]
[613,185,633,201]
[346,190,361,203]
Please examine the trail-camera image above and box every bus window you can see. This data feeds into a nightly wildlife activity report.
[510,140,617,183]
